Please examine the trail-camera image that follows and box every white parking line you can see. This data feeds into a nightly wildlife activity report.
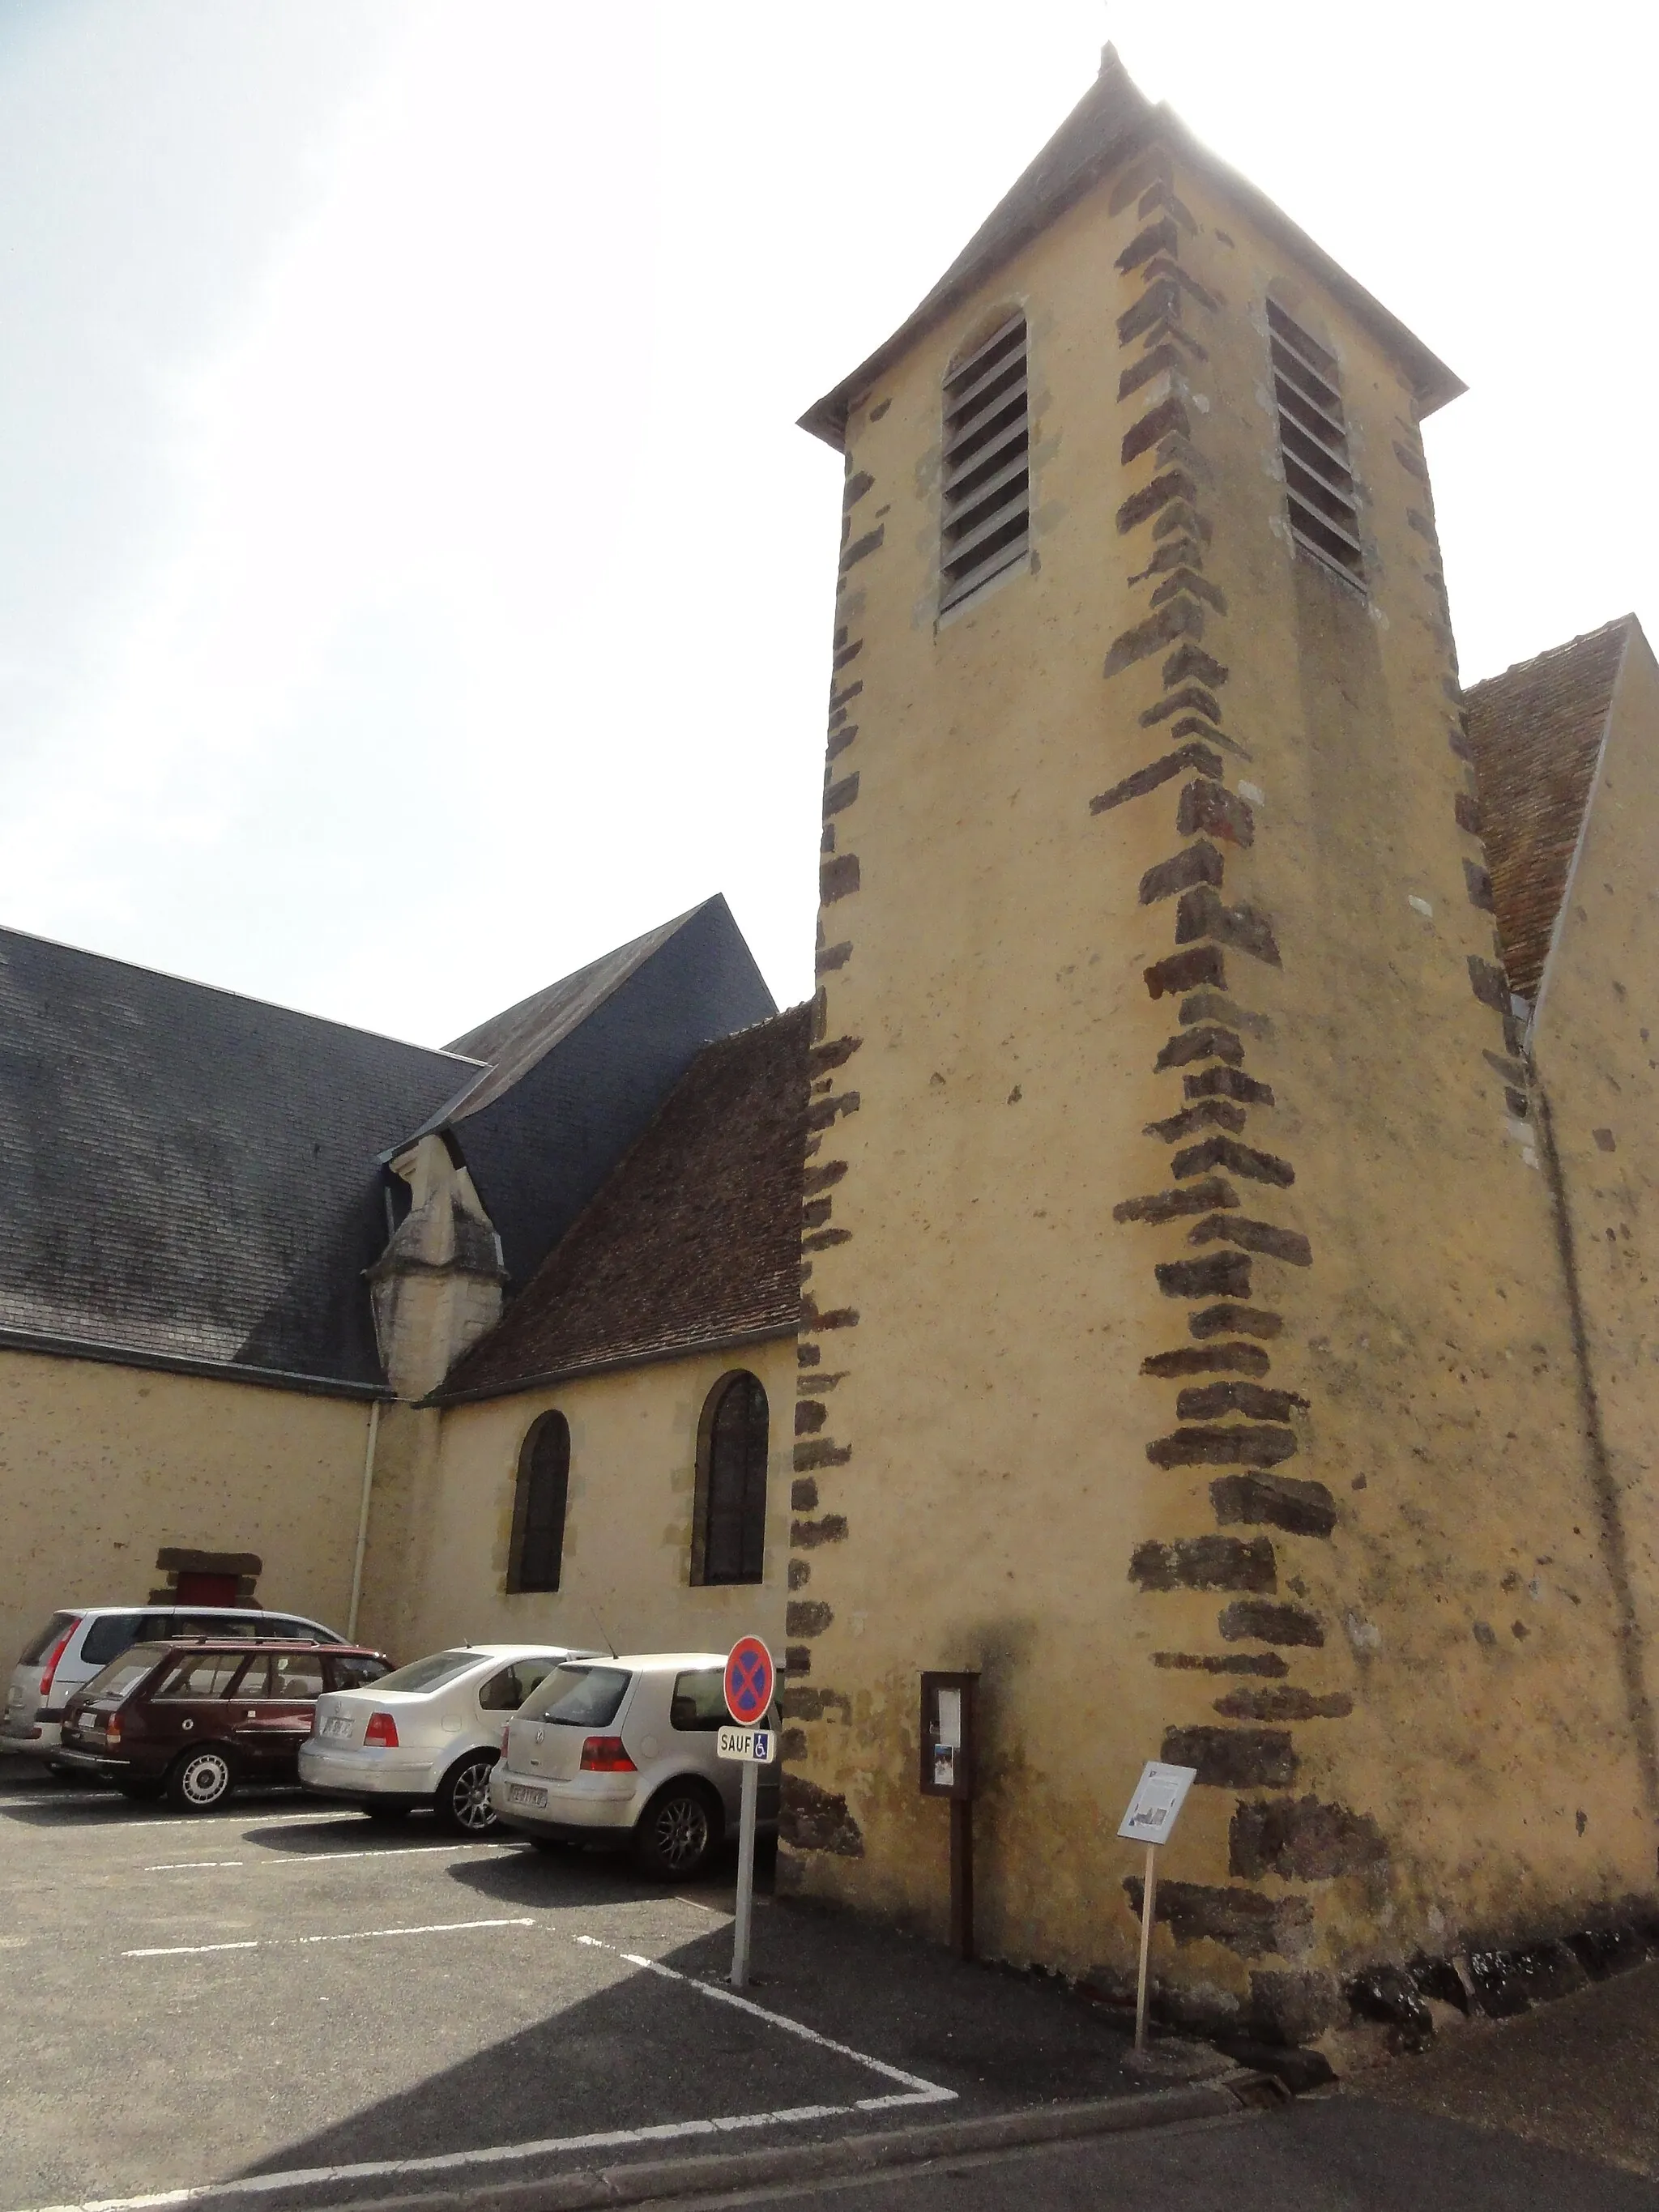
[37,1926,957,2212]
[124,1942,259,1958]
[140,1843,510,1871]
[124,1916,533,1958]
[3,1796,349,1822]
[620,1951,953,2110]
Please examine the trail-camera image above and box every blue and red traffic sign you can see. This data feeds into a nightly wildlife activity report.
[724,1635,774,1725]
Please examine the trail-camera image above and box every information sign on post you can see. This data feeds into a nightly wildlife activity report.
[1117,1761,1196,2052]
[919,1671,979,1959]
[719,1637,778,1991]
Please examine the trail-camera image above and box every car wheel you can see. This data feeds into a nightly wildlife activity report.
[363,1803,411,1824]
[117,1779,164,1801]
[633,1782,719,1881]
[436,1751,498,1835]
[166,1747,236,1813]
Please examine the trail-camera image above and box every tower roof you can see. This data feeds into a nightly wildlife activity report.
[800,48,1462,449]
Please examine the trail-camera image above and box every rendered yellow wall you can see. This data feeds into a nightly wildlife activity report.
[356,1339,795,1664]
[0,1350,373,1669]
[1530,627,1659,1794]
[783,143,1657,2033]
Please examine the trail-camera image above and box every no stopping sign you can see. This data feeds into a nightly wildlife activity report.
[724,1636,775,1725]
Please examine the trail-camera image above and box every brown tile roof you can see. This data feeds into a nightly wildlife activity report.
[436,1005,808,1400]
[1463,618,1635,1004]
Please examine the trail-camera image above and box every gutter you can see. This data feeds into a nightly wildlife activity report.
[0,1323,390,1404]
[1525,624,1631,1050]
[428,1320,798,1408]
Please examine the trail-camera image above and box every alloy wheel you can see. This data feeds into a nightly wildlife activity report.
[447,1758,497,1832]
[652,1792,710,1873]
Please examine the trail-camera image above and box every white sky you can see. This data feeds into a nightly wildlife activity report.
[0,1,1653,1044]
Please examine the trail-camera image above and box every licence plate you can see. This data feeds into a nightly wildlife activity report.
[507,1783,548,1809]
[321,1715,354,1739]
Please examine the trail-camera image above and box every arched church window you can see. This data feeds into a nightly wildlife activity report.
[693,1373,769,1586]
[508,1412,570,1593]
[939,310,1030,613]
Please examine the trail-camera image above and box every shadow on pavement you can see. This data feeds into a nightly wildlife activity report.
[229,1860,1147,2194]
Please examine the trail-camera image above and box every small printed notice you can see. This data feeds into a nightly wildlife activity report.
[1117,1760,1197,1845]
[717,1725,777,1764]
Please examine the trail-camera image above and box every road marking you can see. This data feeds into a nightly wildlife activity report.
[123,1942,260,1958]
[293,1917,535,1946]
[266,1841,514,1864]
[138,1843,509,1872]
[17,2107,860,2212]
[41,1924,957,2212]
[621,1952,954,2108]
[122,1916,532,1958]
[9,1804,349,1829]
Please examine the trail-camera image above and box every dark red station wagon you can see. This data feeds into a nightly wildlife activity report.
[57,1640,391,1811]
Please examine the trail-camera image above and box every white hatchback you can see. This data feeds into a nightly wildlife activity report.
[488,1652,782,1879]
[299,1643,586,1833]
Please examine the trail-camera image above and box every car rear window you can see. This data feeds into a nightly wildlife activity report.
[370,1651,480,1695]
[532,1664,630,1728]
[670,1669,727,1732]
[79,1647,168,1703]
[19,1613,78,1666]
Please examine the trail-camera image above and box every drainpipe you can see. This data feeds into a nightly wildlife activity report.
[347,1400,382,1643]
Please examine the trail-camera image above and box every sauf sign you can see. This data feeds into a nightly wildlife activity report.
[718,1635,778,1989]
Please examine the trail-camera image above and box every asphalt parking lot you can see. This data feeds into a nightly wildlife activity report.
[0,1762,1169,2212]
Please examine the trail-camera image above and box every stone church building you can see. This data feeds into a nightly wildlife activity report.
[3,49,1657,2042]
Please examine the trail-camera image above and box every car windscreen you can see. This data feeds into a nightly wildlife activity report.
[531,1664,631,1728]
[19,1613,78,1666]
[368,1651,480,1696]
[78,1647,168,1703]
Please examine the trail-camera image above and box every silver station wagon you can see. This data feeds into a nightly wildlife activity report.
[489,1651,782,1878]
[299,1642,583,1832]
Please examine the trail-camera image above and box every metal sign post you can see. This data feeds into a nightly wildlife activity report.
[719,1638,778,1992]
[1116,1760,1197,2052]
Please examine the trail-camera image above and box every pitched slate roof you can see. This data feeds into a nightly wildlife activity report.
[800,47,1461,449]
[1463,619,1635,1004]
[418,897,777,1293]
[0,927,478,1387]
[437,1005,809,1401]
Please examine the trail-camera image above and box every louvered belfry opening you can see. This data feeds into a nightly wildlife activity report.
[939,313,1030,613]
[1268,299,1366,587]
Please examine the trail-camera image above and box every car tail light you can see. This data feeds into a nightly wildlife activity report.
[500,1725,511,1756]
[106,1715,122,1745]
[38,1621,80,1703]
[579,1734,636,1772]
[365,1712,399,1748]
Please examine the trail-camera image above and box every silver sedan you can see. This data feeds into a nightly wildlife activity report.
[299,1643,586,1832]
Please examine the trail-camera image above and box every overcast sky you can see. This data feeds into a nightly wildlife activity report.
[1,2,1652,1045]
